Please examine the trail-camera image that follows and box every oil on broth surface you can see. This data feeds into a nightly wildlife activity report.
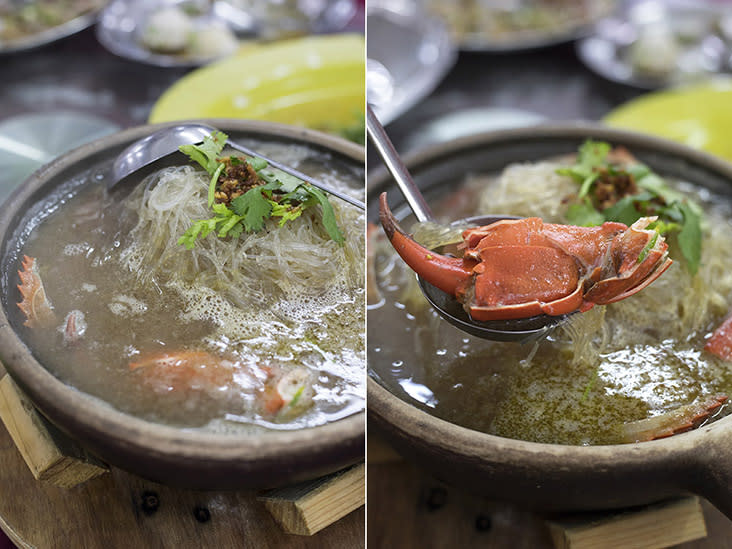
[17,142,365,432]
[369,160,732,445]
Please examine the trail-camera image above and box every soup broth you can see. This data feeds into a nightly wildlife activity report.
[13,140,365,433]
[369,158,732,445]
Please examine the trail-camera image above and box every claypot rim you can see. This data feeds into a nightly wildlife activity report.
[367,122,732,463]
[0,118,365,463]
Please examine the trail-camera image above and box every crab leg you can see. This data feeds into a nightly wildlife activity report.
[620,395,728,443]
[17,255,56,328]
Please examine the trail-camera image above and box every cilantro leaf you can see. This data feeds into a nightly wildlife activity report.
[305,186,345,244]
[207,162,225,208]
[637,231,659,264]
[577,140,611,168]
[557,140,705,276]
[602,192,654,226]
[179,131,228,176]
[566,199,605,226]
[230,187,274,232]
[678,202,702,275]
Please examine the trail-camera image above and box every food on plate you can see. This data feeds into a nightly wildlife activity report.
[15,132,365,431]
[424,0,613,48]
[139,5,238,59]
[0,0,103,44]
[369,141,731,445]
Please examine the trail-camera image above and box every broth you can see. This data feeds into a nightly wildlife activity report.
[369,158,732,445]
[13,140,365,433]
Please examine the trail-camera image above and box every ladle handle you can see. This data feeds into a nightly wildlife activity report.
[366,105,434,223]
[226,141,365,210]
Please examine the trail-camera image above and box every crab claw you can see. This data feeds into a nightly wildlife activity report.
[17,255,56,328]
[379,192,672,322]
[378,193,473,297]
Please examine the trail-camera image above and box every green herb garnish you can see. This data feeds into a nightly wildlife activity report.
[557,140,704,275]
[176,132,345,248]
[289,385,305,408]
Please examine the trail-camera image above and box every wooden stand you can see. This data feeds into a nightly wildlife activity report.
[260,463,365,535]
[0,376,108,487]
[368,432,730,549]
[0,369,364,548]
[547,497,707,549]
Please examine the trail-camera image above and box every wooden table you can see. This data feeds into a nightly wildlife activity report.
[0,369,363,549]
[367,459,732,548]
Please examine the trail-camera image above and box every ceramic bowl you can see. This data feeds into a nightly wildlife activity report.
[367,124,732,520]
[0,119,364,490]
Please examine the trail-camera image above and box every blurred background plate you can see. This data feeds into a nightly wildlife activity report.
[367,0,456,124]
[423,0,615,52]
[97,0,357,68]
[0,1,104,54]
[148,34,364,140]
[577,0,732,89]
[604,78,732,162]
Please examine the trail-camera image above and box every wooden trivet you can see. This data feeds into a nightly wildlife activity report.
[547,497,707,549]
[368,432,727,548]
[0,370,364,547]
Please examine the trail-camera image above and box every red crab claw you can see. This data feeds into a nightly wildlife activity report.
[379,192,673,322]
[378,193,474,298]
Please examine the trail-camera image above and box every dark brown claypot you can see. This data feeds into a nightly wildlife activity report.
[367,124,732,520]
[0,120,364,490]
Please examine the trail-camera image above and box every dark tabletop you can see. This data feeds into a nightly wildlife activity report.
[0,27,189,128]
[377,42,646,154]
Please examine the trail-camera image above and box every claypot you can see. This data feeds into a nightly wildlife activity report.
[367,124,732,520]
[0,120,364,490]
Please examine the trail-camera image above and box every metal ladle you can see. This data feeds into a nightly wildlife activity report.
[366,105,569,342]
[109,123,365,210]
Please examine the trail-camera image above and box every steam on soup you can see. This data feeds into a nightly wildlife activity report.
[13,134,365,432]
[369,143,732,446]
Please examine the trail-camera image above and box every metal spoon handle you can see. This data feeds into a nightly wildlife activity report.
[225,141,365,210]
[366,105,434,223]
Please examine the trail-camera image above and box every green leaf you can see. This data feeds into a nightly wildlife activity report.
[177,218,218,249]
[207,162,225,208]
[578,172,599,198]
[270,202,304,226]
[577,140,611,168]
[602,196,641,226]
[626,163,651,181]
[179,131,228,175]
[247,156,268,171]
[637,231,659,264]
[556,166,591,184]
[566,199,605,226]
[678,202,702,275]
[256,166,303,192]
[230,188,273,232]
[304,186,344,245]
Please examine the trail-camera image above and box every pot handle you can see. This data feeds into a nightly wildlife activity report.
[690,423,732,521]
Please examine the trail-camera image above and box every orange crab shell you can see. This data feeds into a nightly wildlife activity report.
[378,193,673,321]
